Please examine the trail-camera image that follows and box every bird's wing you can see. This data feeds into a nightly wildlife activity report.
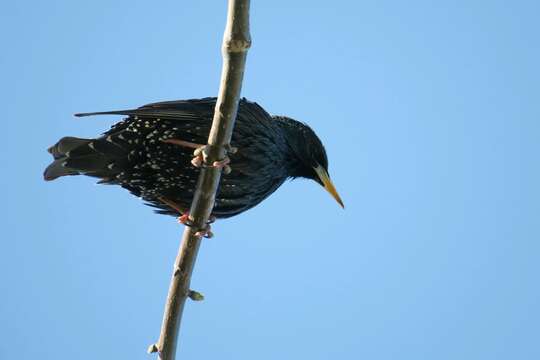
[74,97,218,120]
[74,97,271,122]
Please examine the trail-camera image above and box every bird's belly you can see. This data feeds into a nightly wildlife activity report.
[123,157,287,218]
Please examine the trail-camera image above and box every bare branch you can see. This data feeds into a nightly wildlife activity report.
[149,1,251,359]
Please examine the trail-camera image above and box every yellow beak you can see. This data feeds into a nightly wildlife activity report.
[314,165,345,208]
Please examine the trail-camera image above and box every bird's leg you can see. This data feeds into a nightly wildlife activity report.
[158,197,192,225]
[161,138,203,149]
[158,197,216,228]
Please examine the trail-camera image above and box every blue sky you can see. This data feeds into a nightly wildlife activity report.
[1,1,539,359]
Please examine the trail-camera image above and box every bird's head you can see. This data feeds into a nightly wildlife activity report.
[276,116,344,208]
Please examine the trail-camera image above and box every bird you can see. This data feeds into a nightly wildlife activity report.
[44,97,343,220]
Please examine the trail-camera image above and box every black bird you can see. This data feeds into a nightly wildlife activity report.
[44,97,343,218]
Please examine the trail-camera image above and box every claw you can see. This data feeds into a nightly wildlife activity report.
[194,224,214,239]
[191,156,203,167]
[191,148,230,172]
[225,144,238,154]
[212,157,230,168]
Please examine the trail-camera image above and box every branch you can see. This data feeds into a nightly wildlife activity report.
[148,1,251,359]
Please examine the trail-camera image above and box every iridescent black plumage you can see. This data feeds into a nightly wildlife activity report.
[44,97,340,218]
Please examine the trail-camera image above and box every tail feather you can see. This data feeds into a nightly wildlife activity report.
[63,155,109,172]
[44,136,126,182]
[47,136,91,159]
[44,159,80,181]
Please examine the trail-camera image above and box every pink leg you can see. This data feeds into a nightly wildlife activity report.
[158,197,190,224]
[162,138,203,149]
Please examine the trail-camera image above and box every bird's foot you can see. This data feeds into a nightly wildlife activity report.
[191,145,232,174]
[164,139,235,174]
[177,212,215,226]
[183,212,214,238]
[177,212,192,225]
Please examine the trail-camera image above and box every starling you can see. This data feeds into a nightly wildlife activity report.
[44,97,343,218]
